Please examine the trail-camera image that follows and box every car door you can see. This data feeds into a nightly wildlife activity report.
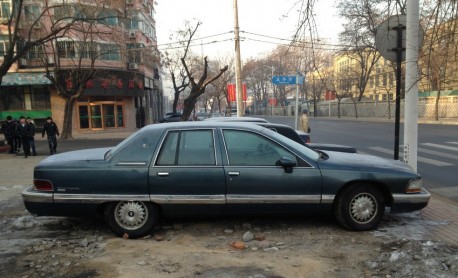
[148,129,226,215]
[221,129,323,214]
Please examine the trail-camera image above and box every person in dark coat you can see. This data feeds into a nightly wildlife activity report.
[42,117,60,154]
[1,115,15,154]
[26,117,37,156]
[16,116,32,158]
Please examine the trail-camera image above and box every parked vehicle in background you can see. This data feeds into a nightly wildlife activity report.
[160,112,182,123]
[22,121,430,238]
[204,117,356,153]
[209,112,224,118]
[195,112,209,121]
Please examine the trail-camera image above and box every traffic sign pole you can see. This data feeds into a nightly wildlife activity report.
[295,74,300,129]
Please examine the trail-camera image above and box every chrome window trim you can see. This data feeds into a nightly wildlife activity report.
[226,194,321,204]
[153,128,219,167]
[220,128,314,168]
[117,162,147,166]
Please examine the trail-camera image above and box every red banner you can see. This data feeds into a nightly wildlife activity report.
[268,98,277,106]
[227,83,247,102]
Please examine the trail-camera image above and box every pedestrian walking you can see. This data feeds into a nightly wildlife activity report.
[26,117,37,156]
[16,116,32,158]
[1,115,15,154]
[299,109,310,133]
[42,117,60,155]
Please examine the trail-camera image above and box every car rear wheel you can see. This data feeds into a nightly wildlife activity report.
[334,184,385,231]
[104,201,158,239]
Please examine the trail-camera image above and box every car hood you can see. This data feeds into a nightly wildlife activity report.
[38,148,111,164]
[318,150,417,174]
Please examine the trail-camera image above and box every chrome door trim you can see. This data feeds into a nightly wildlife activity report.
[150,194,225,204]
[226,194,321,204]
[321,195,335,204]
[53,194,151,204]
[117,162,147,166]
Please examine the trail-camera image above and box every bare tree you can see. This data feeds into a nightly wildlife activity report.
[40,1,129,139]
[337,0,388,101]
[0,0,83,85]
[420,0,458,120]
[211,55,235,114]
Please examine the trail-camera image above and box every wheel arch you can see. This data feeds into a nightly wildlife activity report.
[333,180,393,208]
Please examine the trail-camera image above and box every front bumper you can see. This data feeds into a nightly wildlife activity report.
[391,188,431,212]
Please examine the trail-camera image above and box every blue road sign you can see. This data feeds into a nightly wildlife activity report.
[272,75,304,85]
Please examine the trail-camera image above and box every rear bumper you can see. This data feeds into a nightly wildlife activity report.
[391,189,431,212]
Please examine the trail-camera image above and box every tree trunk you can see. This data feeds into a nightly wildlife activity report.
[61,97,76,139]
[182,97,198,121]
[173,92,180,114]
[337,100,341,118]
[435,90,441,121]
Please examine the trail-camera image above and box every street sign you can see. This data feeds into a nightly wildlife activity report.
[272,75,304,85]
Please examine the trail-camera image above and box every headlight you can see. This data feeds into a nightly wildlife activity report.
[406,178,422,193]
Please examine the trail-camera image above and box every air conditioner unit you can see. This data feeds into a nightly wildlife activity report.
[127,0,134,4]
[129,31,136,39]
[129,63,139,70]
[19,58,27,66]
[33,22,41,29]
[47,56,55,65]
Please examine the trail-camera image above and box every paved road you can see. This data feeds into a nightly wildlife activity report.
[263,116,458,203]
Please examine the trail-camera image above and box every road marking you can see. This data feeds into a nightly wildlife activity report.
[422,143,458,152]
[368,147,453,166]
[418,148,458,160]
[429,187,458,199]
[447,142,458,145]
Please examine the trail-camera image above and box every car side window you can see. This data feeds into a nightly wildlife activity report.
[223,130,297,166]
[156,130,216,166]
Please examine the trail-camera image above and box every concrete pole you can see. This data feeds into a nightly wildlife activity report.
[295,74,300,129]
[404,0,420,171]
[271,65,274,116]
[233,0,244,117]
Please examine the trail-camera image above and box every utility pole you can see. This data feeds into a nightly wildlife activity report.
[233,0,244,117]
[404,0,420,171]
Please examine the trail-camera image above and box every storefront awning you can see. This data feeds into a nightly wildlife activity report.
[1,73,52,86]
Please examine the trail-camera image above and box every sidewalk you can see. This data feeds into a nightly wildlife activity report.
[312,115,458,125]
[421,194,458,245]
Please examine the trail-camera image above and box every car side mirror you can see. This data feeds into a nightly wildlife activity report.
[276,157,297,173]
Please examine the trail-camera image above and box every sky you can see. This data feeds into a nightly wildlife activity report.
[155,0,343,60]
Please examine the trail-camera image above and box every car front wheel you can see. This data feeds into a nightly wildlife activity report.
[334,184,385,231]
[104,201,158,239]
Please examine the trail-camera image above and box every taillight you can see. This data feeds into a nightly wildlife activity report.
[34,179,54,191]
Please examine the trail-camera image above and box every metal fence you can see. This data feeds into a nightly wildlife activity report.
[314,97,458,119]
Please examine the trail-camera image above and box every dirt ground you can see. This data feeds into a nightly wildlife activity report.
[1,183,457,278]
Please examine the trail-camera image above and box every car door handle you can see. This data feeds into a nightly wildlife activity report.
[157,172,169,177]
[228,172,240,176]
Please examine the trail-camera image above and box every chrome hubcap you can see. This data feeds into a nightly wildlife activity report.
[114,201,148,230]
[350,193,377,224]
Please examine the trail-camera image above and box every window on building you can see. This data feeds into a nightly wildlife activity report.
[375,75,379,87]
[127,16,139,29]
[0,35,9,56]
[382,73,387,87]
[79,42,98,59]
[53,5,74,21]
[100,44,120,61]
[98,10,118,26]
[57,41,76,58]
[28,44,44,59]
[24,5,40,24]
[30,86,51,110]
[0,87,24,111]
[0,0,10,20]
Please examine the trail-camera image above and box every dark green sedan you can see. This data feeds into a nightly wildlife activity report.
[22,122,430,238]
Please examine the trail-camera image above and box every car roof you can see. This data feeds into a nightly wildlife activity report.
[142,121,266,132]
[203,117,269,123]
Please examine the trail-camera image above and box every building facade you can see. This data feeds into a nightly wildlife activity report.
[0,0,163,134]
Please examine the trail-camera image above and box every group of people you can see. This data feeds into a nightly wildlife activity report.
[2,116,60,158]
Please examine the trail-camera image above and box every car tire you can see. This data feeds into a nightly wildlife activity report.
[104,201,158,239]
[334,184,385,231]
